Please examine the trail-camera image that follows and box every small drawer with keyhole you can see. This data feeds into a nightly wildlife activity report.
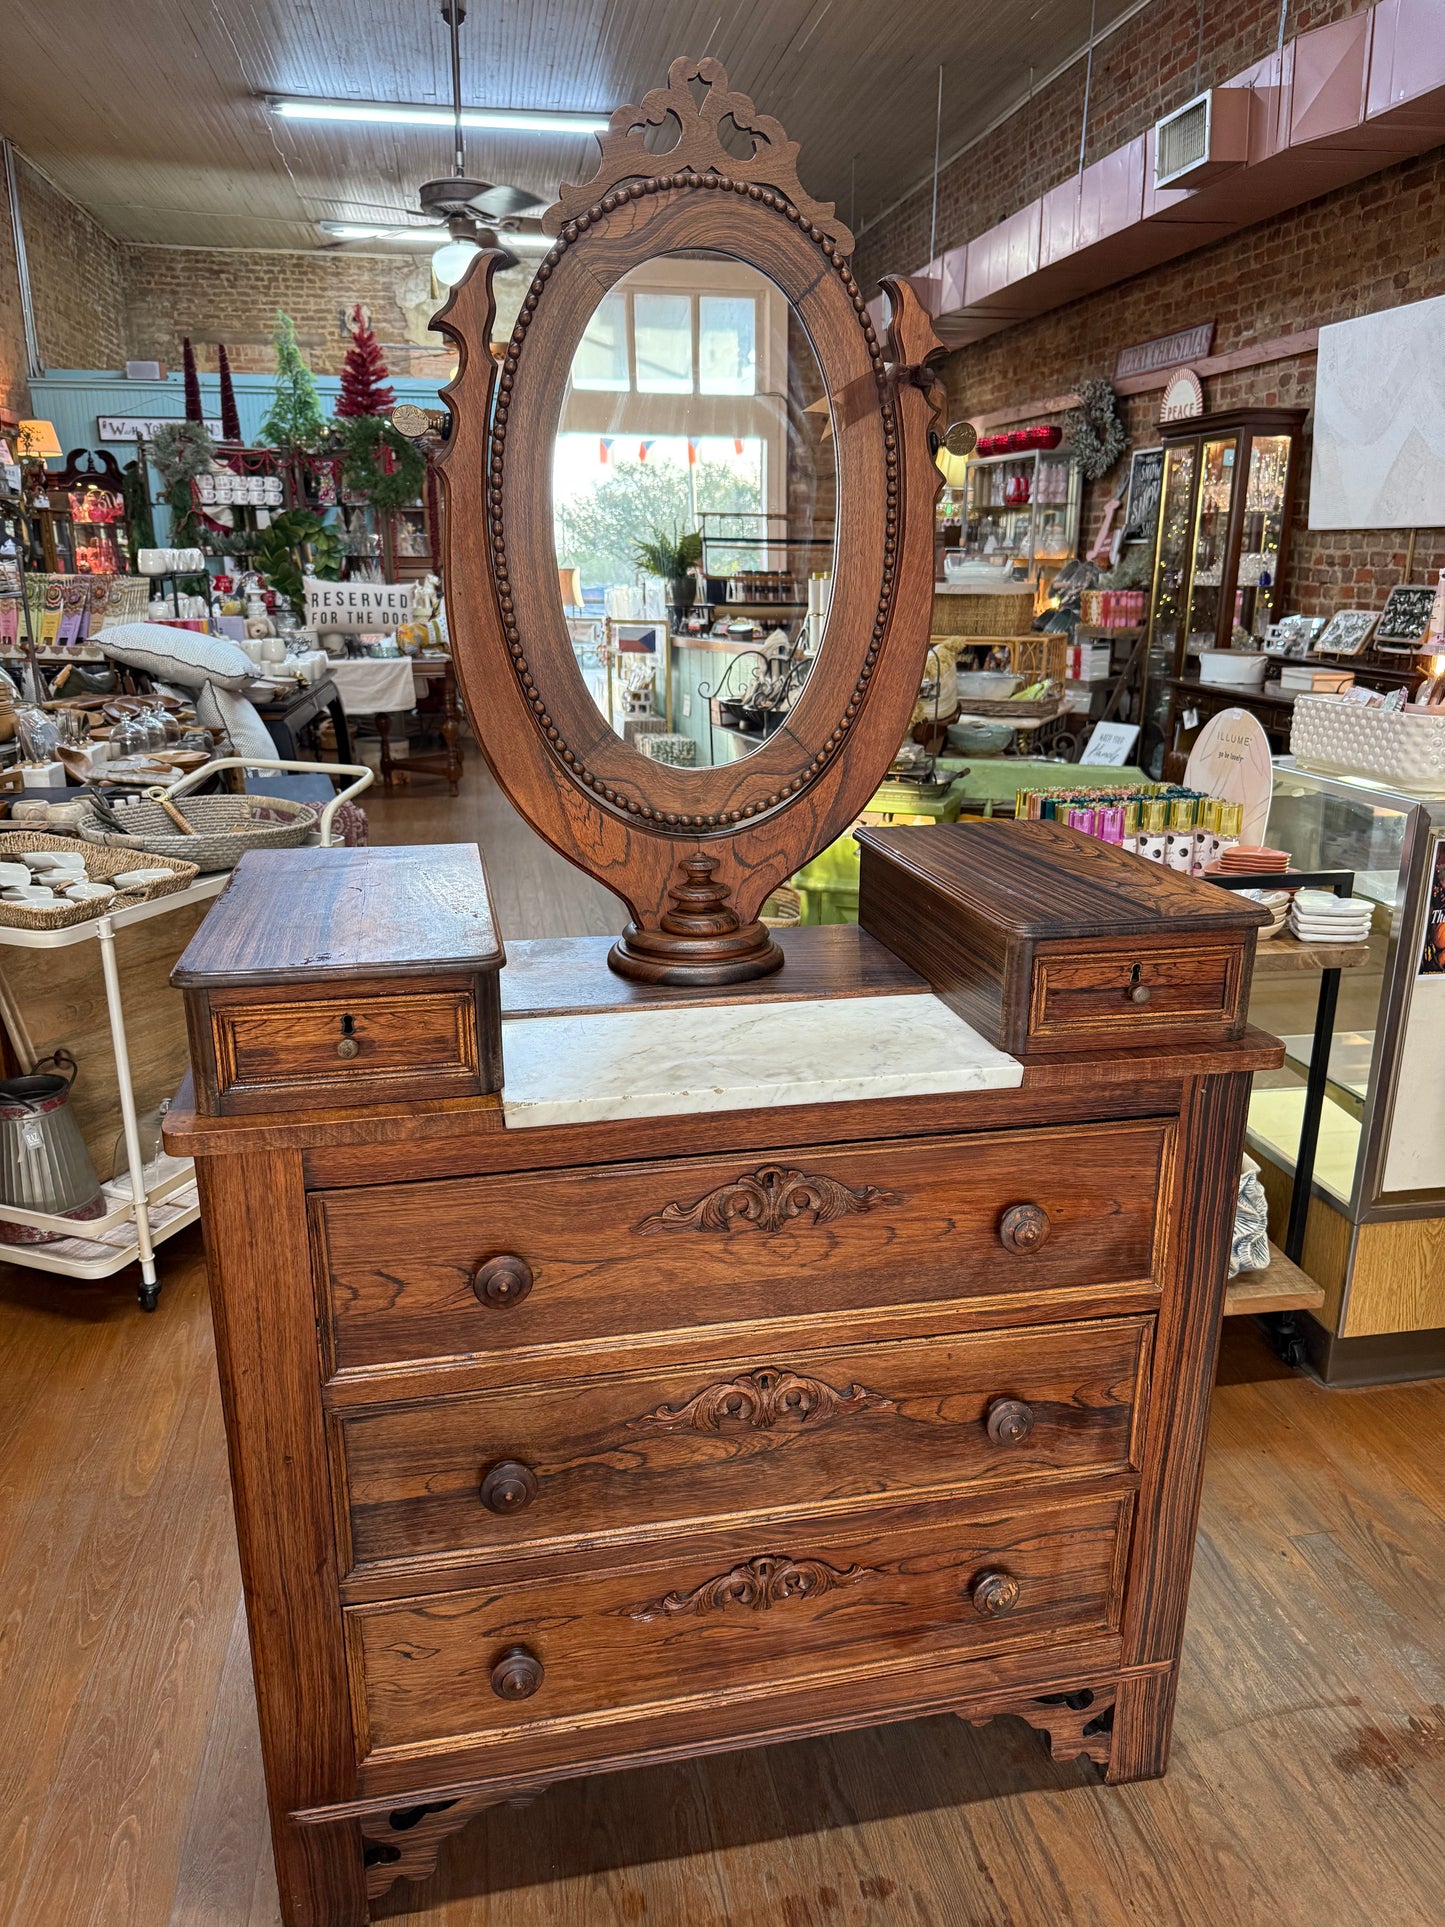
[1028,940,1245,1046]
[199,977,490,1115]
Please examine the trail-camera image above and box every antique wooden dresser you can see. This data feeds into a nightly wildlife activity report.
[166,58,1281,1924]
[167,853,1279,1926]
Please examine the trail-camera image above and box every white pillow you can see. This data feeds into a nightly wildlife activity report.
[99,621,254,692]
[193,684,276,759]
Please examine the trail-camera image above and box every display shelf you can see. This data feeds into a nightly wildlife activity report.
[0,1177,199,1281]
[1223,1240,1327,1317]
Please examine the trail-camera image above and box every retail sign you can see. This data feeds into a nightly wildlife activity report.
[1114,323,1214,381]
[97,415,223,441]
[1159,368,1205,423]
[305,579,413,630]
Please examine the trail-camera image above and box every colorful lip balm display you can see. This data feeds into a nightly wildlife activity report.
[1014,784,1245,878]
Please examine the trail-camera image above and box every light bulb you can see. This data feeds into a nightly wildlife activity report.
[431,237,481,286]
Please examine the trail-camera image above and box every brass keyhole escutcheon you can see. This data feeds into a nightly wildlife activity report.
[337,1013,359,1059]
[1127,963,1151,1005]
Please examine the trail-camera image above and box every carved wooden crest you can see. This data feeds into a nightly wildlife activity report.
[546,56,853,253]
[433,57,944,984]
[635,1162,899,1234]
[628,1552,875,1622]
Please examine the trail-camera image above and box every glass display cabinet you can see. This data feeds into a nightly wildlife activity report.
[1140,406,1304,777]
[1246,763,1445,1380]
[957,448,1081,589]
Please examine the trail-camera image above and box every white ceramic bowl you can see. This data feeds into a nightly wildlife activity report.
[955,671,1023,699]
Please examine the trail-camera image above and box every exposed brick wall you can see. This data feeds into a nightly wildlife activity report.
[0,149,27,417]
[853,0,1367,293]
[938,145,1445,615]
[122,245,534,379]
[16,156,126,371]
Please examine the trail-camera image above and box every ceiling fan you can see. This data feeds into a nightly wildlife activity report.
[414,2,548,279]
[321,3,547,277]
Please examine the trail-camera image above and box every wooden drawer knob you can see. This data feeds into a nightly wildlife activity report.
[490,1646,544,1700]
[471,1255,533,1309]
[985,1397,1035,1446]
[998,1203,1050,1253]
[480,1460,538,1514]
[971,1570,1020,1618]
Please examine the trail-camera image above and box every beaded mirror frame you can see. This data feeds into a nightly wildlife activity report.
[434,56,945,983]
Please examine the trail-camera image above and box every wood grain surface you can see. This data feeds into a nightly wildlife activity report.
[172,845,504,986]
[336,1316,1151,1574]
[347,1493,1132,1767]
[314,1121,1170,1376]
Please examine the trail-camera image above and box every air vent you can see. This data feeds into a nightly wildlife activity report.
[1154,89,1252,191]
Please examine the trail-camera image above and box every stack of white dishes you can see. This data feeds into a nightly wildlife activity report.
[1289,888,1373,945]
[1239,887,1289,938]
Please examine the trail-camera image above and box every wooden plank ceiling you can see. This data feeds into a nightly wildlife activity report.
[0,0,1137,255]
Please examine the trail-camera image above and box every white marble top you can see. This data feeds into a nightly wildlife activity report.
[499,992,1021,1129]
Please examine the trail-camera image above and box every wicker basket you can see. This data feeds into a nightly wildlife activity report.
[953,694,1068,723]
[0,832,198,930]
[761,884,802,927]
[931,590,1037,638]
[77,793,319,872]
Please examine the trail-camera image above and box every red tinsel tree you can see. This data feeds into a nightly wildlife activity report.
[336,304,396,418]
[182,337,203,422]
[217,342,242,442]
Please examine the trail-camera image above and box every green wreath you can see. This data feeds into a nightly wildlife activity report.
[1064,378,1128,482]
[331,415,426,515]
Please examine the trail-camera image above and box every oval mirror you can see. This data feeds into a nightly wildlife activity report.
[553,255,836,766]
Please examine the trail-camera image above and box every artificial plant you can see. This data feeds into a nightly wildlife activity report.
[259,311,325,450]
[336,305,396,418]
[631,526,703,583]
[253,507,343,618]
[217,342,242,442]
[182,338,204,423]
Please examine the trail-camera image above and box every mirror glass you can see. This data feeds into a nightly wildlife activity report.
[553,255,837,766]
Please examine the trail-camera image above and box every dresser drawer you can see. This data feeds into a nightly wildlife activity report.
[204,976,488,1115]
[316,1120,1170,1375]
[338,1316,1151,1572]
[1028,939,1245,1048]
[347,1492,1131,1762]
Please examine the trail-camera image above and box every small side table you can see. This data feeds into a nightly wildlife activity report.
[252,675,353,764]
[376,655,464,796]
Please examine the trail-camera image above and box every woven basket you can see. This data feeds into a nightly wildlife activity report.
[761,884,802,928]
[931,590,1037,638]
[77,793,318,872]
[0,832,198,930]
[954,694,1068,723]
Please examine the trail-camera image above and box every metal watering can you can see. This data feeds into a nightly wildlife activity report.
[0,1051,106,1244]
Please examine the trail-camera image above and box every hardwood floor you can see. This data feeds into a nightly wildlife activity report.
[2,747,1443,1927]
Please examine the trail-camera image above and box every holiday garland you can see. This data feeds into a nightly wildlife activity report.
[1064,377,1128,482]
[253,508,343,618]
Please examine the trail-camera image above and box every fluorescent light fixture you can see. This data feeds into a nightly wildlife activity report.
[270,95,608,136]
[318,220,550,251]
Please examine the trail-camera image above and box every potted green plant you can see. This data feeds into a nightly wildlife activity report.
[632,526,702,622]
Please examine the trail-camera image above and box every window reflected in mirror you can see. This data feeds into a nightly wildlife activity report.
[554,254,837,768]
